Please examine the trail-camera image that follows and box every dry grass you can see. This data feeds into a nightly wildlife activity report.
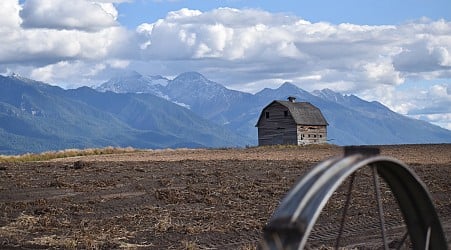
[240,243,258,250]
[182,240,200,249]
[0,146,141,163]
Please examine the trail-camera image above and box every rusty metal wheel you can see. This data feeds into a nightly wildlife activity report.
[260,147,447,250]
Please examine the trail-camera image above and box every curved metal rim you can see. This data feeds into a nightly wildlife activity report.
[263,154,447,249]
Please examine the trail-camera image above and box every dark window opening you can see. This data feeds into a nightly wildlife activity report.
[308,134,311,138]
[314,134,317,138]
[320,135,322,138]
[265,112,269,119]
[284,111,288,117]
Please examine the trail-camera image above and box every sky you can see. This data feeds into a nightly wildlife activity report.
[1,0,451,130]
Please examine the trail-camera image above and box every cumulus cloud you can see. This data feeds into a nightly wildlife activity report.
[393,41,451,73]
[412,113,451,130]
[359,82,451,130]
[20,0,118,31]
[0,25,131,66]
[135,8,450,94]
[29,61,105,88]
[0,0,134,70]
[0,0,21,29]
[3,4,450,92]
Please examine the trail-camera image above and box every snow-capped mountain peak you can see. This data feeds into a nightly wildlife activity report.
[312,88,347,103]
[96,71,169,94]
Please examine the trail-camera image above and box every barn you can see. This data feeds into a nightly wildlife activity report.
[255,97,328,146]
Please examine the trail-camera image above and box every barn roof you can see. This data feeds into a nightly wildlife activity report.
[256,100,328,126]
[278,101,328,125]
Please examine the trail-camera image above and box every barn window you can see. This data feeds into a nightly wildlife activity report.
[284,111,288,117]
[265,112,269,119]
[314,134,317,138]
[320,135,322,138]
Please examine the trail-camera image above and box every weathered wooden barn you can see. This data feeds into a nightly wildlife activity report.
[256,97,328,146]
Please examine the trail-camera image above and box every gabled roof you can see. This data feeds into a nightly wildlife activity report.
[256,101,328,127]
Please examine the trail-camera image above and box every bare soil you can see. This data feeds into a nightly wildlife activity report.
[0,144,450,249]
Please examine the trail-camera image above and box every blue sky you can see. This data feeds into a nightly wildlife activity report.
[116,0,451,28]
[2,0,451,130]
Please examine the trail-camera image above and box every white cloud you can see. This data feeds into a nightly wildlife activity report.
[31,61,91,86]
[0,25,130,65]
[29,60,124,88]
[107,59,130,69]
[167,8,202,20]
[135,8,450,94]
[0,0,133,67]
[31,61,75,83]
[3,5,450,94]
[411,113,451,130]
[0,0,21,29]
[20,0,118,31]
[359,83,451,130]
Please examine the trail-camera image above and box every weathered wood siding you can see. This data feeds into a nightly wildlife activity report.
[258,103,298,145]
[297,125,327,145]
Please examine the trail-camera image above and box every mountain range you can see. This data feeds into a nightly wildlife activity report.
[1,71,450,155]
[0,74,251,155]
[98,71,451,145]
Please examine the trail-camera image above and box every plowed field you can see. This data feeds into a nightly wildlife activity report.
[1,144,450,249]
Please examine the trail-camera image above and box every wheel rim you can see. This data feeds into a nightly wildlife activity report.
[261,149,447,250]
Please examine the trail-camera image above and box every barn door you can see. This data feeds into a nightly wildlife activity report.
[273,128,284,145]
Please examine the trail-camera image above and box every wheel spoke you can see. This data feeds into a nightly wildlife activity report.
[372,166,389,250]
[335,172,356,249]
[395,231,409,250]
[425,226,431,249]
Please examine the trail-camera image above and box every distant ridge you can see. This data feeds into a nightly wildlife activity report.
[98,71,451,146]
[0,75,252,155]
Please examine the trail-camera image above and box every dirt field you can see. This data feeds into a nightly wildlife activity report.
[0,144,450,249]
